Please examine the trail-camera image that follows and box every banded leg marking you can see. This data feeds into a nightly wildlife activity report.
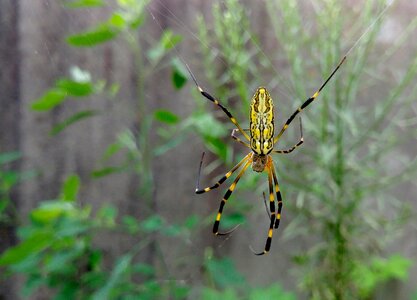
[274,56,347,144]
[213,159,251,235]
[273,117,304,154]
[252,167,277,255]
[195,153,250,194]
[186,65,250,142]
[271,163,283,229]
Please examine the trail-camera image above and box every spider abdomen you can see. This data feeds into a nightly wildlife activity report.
[250,87,274,155]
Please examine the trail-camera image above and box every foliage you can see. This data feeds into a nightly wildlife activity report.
[266,1,417,299]
[0,152,34,226]
[1,0,192,298]
[194,0,258,163]
[352,254,412,298]
[0,152,21,225]
[190,0,270,231]
[0,175,194,299]
[201,253,296,300]
[1,0,296,299]
[0,186,295,299]
[196,0,417,299]
[2,0,417,299]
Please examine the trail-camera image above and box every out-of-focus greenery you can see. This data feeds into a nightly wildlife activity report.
[264,1,417,299]
[195,0,417,299]
[0,174,194,299]
[0,152,34,226]
[1,0,295,299]
[0,175,294,298]
[1,0,417,299]
[0,152,21,225]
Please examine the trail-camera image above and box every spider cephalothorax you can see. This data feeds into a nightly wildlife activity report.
[252,153,268,173]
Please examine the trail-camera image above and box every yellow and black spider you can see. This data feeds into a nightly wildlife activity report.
[191,56,346,255]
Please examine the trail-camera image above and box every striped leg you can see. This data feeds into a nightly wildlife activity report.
[195,153,251,194]
[274,56,347,144]
[251,166,277,255]
[231,129,250,148]
[213,158,251,235]
[273,117,303,154]
[185,64,250,141]
[271,163,283,229]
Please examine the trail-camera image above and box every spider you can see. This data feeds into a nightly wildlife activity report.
[145,0,391,256]
[191,56,346,255]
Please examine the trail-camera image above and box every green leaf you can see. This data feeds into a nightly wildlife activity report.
[117,0,136,7]
[92,254,132,300]
[55,284,78,300]
[60,174,81,202]
[0,231,53,265]
[44,250,82,273]
[97,205,117,226]
[147,45,165,63]
[203,136,229,162]
[154,109,180,124]
[249,285,296,300]
[91,166,125,178]
[154,136,184,156]
[374,254,412,280]
[55,218,90,237]
[109,13,126,28]
[163,224,182,237]
[65,0,104,8]
[183,215,199,229]
[9,251,40,274]
[101,143,123,161]
[161,30,182,50]
[171,58,188,89]
[187,112,228,138]
[172,67,187,89]
[88,250,102,270]
[132,263,155,276]
[22,273,44,297]
[31,88,67,111]
[354,254,413,298]
[221,213,245,230]
[108,83,120,96]
[147,30,182,63]
[31,201,76,223]
[205,258,245,289]
[56,79,94,96]
[201,287,239,300]
[122,216,140,234]
[129,15,145,29]
[0,151,21,164]
[50,110,98,136]
[141,215,163,232]
[67,24,118,47]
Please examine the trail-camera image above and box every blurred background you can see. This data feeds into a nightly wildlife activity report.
[1,0,417,299]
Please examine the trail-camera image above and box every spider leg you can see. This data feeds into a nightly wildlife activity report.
[231,129,251,148]
[273,117,304,154]
[274,56,347,144]
[213,158,252,236]
[251,164,277,255]
[185,63,250,141]
[271,163,283,229]
[195,152,251,194]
